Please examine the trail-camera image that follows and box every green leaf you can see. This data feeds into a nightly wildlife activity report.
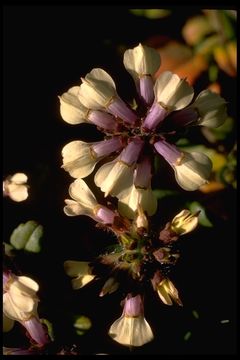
[24,224,43,253]
[10,220,43,252]
[208,64,219,82]
[10,221,38,250]
[187,201,213,227]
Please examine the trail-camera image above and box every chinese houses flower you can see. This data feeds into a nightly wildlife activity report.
[3,173,29,202]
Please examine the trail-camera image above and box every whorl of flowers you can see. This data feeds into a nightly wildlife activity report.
[59,43,227,347]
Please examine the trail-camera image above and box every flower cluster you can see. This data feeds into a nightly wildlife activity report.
[59,43,227,348]
[59,43,227,218]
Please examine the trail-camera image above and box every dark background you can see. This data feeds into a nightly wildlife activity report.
[3,5,237,355]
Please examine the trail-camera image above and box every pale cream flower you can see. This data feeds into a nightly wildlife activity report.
[64,261,95,289]
[3,173,28,202]
[109,294,154,347]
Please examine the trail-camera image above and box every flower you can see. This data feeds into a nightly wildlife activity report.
[64,178,117,225]
[3,271,49,346]
[59,43,227,216]
[64,261,95,289]
[3,173,29,202]
[108,294,154,347]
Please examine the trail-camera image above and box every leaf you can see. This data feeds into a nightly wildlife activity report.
[187,201,213,227]
[10,220,43,252]
[10,221,38,250]
[41,318,54,341]
[24,225,43,253]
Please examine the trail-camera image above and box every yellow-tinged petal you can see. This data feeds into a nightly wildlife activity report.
[154,71,194,111]
[3,313,15,332]
[171,209,199,235]
[109,315,154,347]
[17,276,39,292]
[62,141,98,178]
[64,260,92,277]
[71,274,95,290]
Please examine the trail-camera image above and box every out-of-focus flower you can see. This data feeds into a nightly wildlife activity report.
[3,173,28,202]
[60,43,227,217]
[108,294,154,346]
[3,271,49,346]
[64,261,96,289]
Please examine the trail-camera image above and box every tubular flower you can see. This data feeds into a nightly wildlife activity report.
[3,271,49,346]
[3,173,29,202]
[108,294,154,347]
[59,43,227,208]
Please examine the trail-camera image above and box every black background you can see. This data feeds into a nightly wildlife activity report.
[3,5,237,355]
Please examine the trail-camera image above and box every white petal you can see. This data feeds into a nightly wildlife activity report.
[64,260,91,277]
[174,152,212,191]
[3,293,32,321]
[69,178,98,207]
[7,183,28,202]
[62,141,98,178]
[109,315,154,347]
[154,71,194,110]
[118,186,157,219]
[124,44,161,80]
[85,68,116,90]
[71,274,95,289]
[10,173,28,184]
[78,68,116,109]
[59,86,89,124]
[95,160,134,198]
[64,199,89,216]
[17,276,39,292]
[3,313,15,332]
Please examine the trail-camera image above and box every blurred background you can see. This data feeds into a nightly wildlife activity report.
[3,6,237,355]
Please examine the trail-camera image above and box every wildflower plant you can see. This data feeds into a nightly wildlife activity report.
[59,43,228,348]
